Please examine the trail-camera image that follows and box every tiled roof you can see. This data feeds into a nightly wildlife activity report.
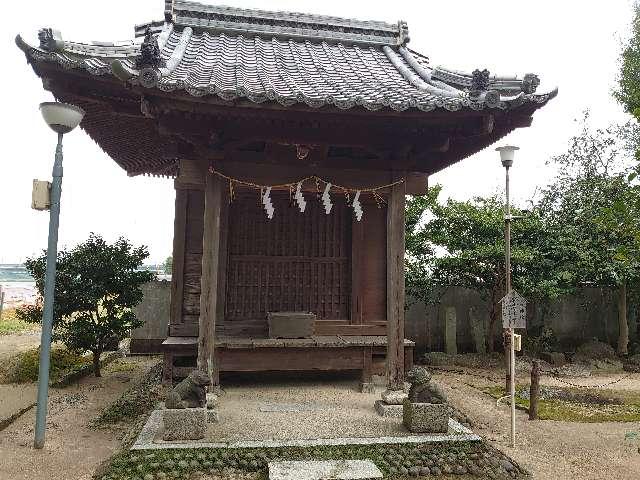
[15,1,556,113]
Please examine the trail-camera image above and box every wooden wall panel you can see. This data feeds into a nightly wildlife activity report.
[361,204,387,323]
[179,190,204,335]
[225,193,351,329]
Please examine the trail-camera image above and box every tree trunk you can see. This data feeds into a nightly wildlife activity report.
[92,351,102,377]
[487,289,499,353]
[617,282,628,356]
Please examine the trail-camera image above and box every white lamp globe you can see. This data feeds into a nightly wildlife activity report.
[495,145,519,168]
[39,102,85,134]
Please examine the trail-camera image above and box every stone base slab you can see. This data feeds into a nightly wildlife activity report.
[268,460,382,480]
[374,400,403,418]
[133,410,481,450]
[163,408,207,441]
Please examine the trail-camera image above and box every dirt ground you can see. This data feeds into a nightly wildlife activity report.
[435,368,640,480]
[0,354,158,480]
[0,331,40,363]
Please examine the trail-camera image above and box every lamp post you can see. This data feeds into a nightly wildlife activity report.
[34,101,84,449]
[496,145,519,448]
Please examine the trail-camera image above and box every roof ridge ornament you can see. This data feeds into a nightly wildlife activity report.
[38,28,64,52]
[522,73,540,94]
[398,20,410,44]
[135,27,165,88]
[470,69,491,92]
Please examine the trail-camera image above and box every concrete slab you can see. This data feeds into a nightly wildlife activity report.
[268,460,382,480]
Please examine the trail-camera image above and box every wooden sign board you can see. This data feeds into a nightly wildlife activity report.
[501,290,527,329]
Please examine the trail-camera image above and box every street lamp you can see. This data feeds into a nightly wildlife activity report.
[34,101,84,449]
[496,145,519,448]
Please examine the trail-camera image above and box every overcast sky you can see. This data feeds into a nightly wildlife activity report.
[0,0,634,264]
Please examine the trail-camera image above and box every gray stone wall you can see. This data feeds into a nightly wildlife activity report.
[130,280,171,353]
[405,287,639,357]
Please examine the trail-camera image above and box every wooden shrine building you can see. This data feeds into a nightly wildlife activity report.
[17,1,555,389]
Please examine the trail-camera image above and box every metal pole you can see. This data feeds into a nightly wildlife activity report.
[0,286,5,322]
[504,164,516,448]
[34,132,64,449]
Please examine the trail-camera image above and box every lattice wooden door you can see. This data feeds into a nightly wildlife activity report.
[225,193,351,323]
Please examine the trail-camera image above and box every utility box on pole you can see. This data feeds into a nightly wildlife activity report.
[31,180,51,210]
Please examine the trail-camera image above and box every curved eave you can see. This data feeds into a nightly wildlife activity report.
[16,32,557,116]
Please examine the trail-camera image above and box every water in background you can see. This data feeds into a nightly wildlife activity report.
[0,264,37,306]
[0,264,169,307]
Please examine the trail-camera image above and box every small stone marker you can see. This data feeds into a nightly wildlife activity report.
[268,460,383,480]
[445,307,457,354]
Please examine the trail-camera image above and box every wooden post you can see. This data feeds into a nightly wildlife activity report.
[169,187,188,331]
[529,359,540,420]
[504,331,511,393]
[198,170,223,388]
[351,217,364,324]
[386,173,406,391]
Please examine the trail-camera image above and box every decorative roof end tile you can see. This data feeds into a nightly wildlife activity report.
[522,73,540,94]
[470,68,491,93]
[398,20,410,44]
[38,28,64,52]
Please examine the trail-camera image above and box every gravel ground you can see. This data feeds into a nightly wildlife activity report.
[199,378,409,442]
[436,368,640,480]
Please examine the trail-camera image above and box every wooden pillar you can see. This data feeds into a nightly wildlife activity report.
[198,170,223,387]
[386,172,406,390]
[351,217,364,324]
[169,187,187,331]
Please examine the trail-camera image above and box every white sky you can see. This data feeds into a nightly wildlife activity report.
[0,0,634,264]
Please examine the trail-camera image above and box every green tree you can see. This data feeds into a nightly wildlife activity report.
[616,2,640,127]
[163,256,173,275]
[406,186,576,353]
[17,234,154,376]
[540,117,640,354]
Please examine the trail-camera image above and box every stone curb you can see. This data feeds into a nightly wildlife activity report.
[131,411,481,451]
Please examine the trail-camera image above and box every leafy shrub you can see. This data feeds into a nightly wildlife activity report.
[94,362,164,425]
[1,346,89,384]
[0,308,39,335]
[523,327,559,354]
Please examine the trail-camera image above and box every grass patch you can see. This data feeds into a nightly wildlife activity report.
[93,362,165,426]
[0,308,39,335]
[484,385,640,422]
[0,345,90,384]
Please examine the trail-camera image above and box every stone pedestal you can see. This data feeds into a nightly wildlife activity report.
[206,393,219,423]
[402,399,449,433]
[374,389,408,417]
[359,382,375,394]
[163,408,207,440]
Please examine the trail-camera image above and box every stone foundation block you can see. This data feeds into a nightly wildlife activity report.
[163,408,207,441]
[374,400,403,418]
[402,399,448,433]
[381,389,408,405]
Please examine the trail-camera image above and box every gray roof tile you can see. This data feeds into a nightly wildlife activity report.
[15,1,557,113]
